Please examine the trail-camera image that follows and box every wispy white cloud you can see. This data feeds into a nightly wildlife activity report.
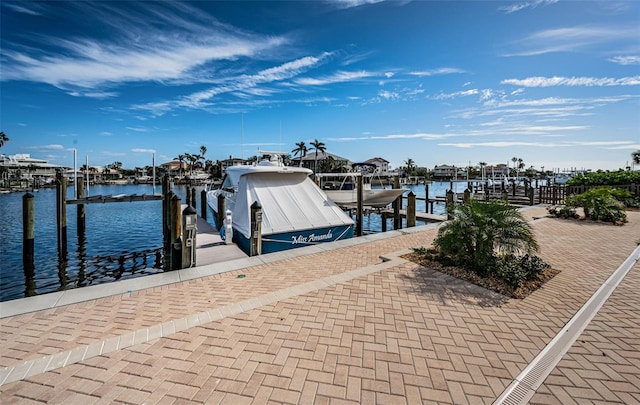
[126,127,148,132]
[327,0,386,9]
[608,56,640,65]
[26,144,65,151]
[439,140,633,148]
[432,89,479,100]
[2,2,41,15]
[131,148,156,153]
[295,70,373,86]
[410,68,465,77]
[1,2,286,90]
[378,90,399,100]
[502,75,640,87]
[504,25,638,56]
[68,91,118,99]
[499,0,558,14]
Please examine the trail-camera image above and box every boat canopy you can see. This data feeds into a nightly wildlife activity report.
[229,166,354,239]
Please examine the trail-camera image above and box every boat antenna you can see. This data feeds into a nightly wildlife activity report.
[241,113,244,159]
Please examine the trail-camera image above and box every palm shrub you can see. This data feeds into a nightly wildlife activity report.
[565,187,628,224]
[433,200,539,276]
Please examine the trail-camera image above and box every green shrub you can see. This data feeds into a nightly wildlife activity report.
[547,205,579,219]
[433,200,539,276]
[567,170,640,186]
[566,187,628,224]
[494,254,550,288]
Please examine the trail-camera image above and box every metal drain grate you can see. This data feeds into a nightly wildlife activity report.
[494,246,640,405]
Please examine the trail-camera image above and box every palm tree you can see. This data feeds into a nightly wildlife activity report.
[174,154,186,177]
[200,145,207,158]
[309,139,326,174]
[291,141,307,167]
[404,158,416,176]
[434,199,539,275]
[0,132,8,150]
[632,150,640,168]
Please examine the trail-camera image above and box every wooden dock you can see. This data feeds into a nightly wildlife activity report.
[379,208,446,223]
[193,210,248,265]
[66,194,163,204]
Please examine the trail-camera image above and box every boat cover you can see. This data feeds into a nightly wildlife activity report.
[232,170,354,239]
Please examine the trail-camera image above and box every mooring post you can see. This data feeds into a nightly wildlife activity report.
[424,183,430,213]
[502,190,509,203]
[76,177,86,237]
[407,191,416,227]
[56,172,67,257]
[191,187,196,209]
[356,174,363,236]
[23,192,35,273]
[381,212,387,232]
[162,176,170,247]
[200,189,207,220]
[170,194,182,270]
[463,188,471,203]
[393,175,401,230]
[164,190,175,253]
[217,194,226,229]
[250,201,262,256]
[185,186,191,207]
[446,189,454,220]
[528,187,535,205]
[181,205,197,268]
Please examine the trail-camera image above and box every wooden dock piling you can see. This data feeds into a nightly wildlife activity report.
[406,192,416,227]
[76,177,86,237]
[22,193,35,272]
[200,190,207,220]
[56,173,67,257]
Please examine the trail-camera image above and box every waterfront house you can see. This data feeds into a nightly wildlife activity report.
[291,152,352,173]
[0,154,63,184]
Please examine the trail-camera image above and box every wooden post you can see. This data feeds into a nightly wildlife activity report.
[162,176,170,247]
[185,185,191,207]
[217,194,226,229]
[250,201,262,256]
[502,190,509,203]
[181,205,197,268]
[76,177,86,237]
[191,187,196,209]
[407,191,416,227]
[23,193,35,273]
[424,183,430,213]
[528,187,534,205]
[393,175,401,230]
[446,189,454,220]
[164,190,175,253]
[356,174,363,237]
[381,212,387,232]
[200,189,207,220]
[170,194,182,270]
[56,172,67,257]
[463,188,471,203]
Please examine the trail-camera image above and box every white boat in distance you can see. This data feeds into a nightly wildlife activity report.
[206,153,354,254]
[317,171,406,209]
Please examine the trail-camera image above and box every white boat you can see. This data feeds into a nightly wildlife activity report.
[317,171,406,209]
[206,153,354,254]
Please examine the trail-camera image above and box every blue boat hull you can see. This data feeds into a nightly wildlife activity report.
[234,225,354,255]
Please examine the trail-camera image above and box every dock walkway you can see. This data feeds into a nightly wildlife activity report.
[1,206,639,404]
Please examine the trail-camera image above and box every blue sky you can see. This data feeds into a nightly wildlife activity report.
[1,0,639,172]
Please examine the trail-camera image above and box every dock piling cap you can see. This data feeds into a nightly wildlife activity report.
[182,205,197,215]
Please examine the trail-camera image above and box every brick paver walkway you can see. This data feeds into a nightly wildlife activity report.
[0,208,638,404]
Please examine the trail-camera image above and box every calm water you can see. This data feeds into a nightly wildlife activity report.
[0,181,467,302]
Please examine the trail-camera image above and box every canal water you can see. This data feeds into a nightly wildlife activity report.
[0,181,469,302]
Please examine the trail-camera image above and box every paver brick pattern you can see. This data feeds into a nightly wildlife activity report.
[1,209,638,404]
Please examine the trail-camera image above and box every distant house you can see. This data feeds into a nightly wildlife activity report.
[432,165,458,179]
[220,156,249,174]
[363,157,391,174]
[0,154,62,181]
[160,161,189,177]
[291,152,352,173]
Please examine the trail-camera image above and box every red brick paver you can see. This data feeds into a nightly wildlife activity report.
[1,208,639,404]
